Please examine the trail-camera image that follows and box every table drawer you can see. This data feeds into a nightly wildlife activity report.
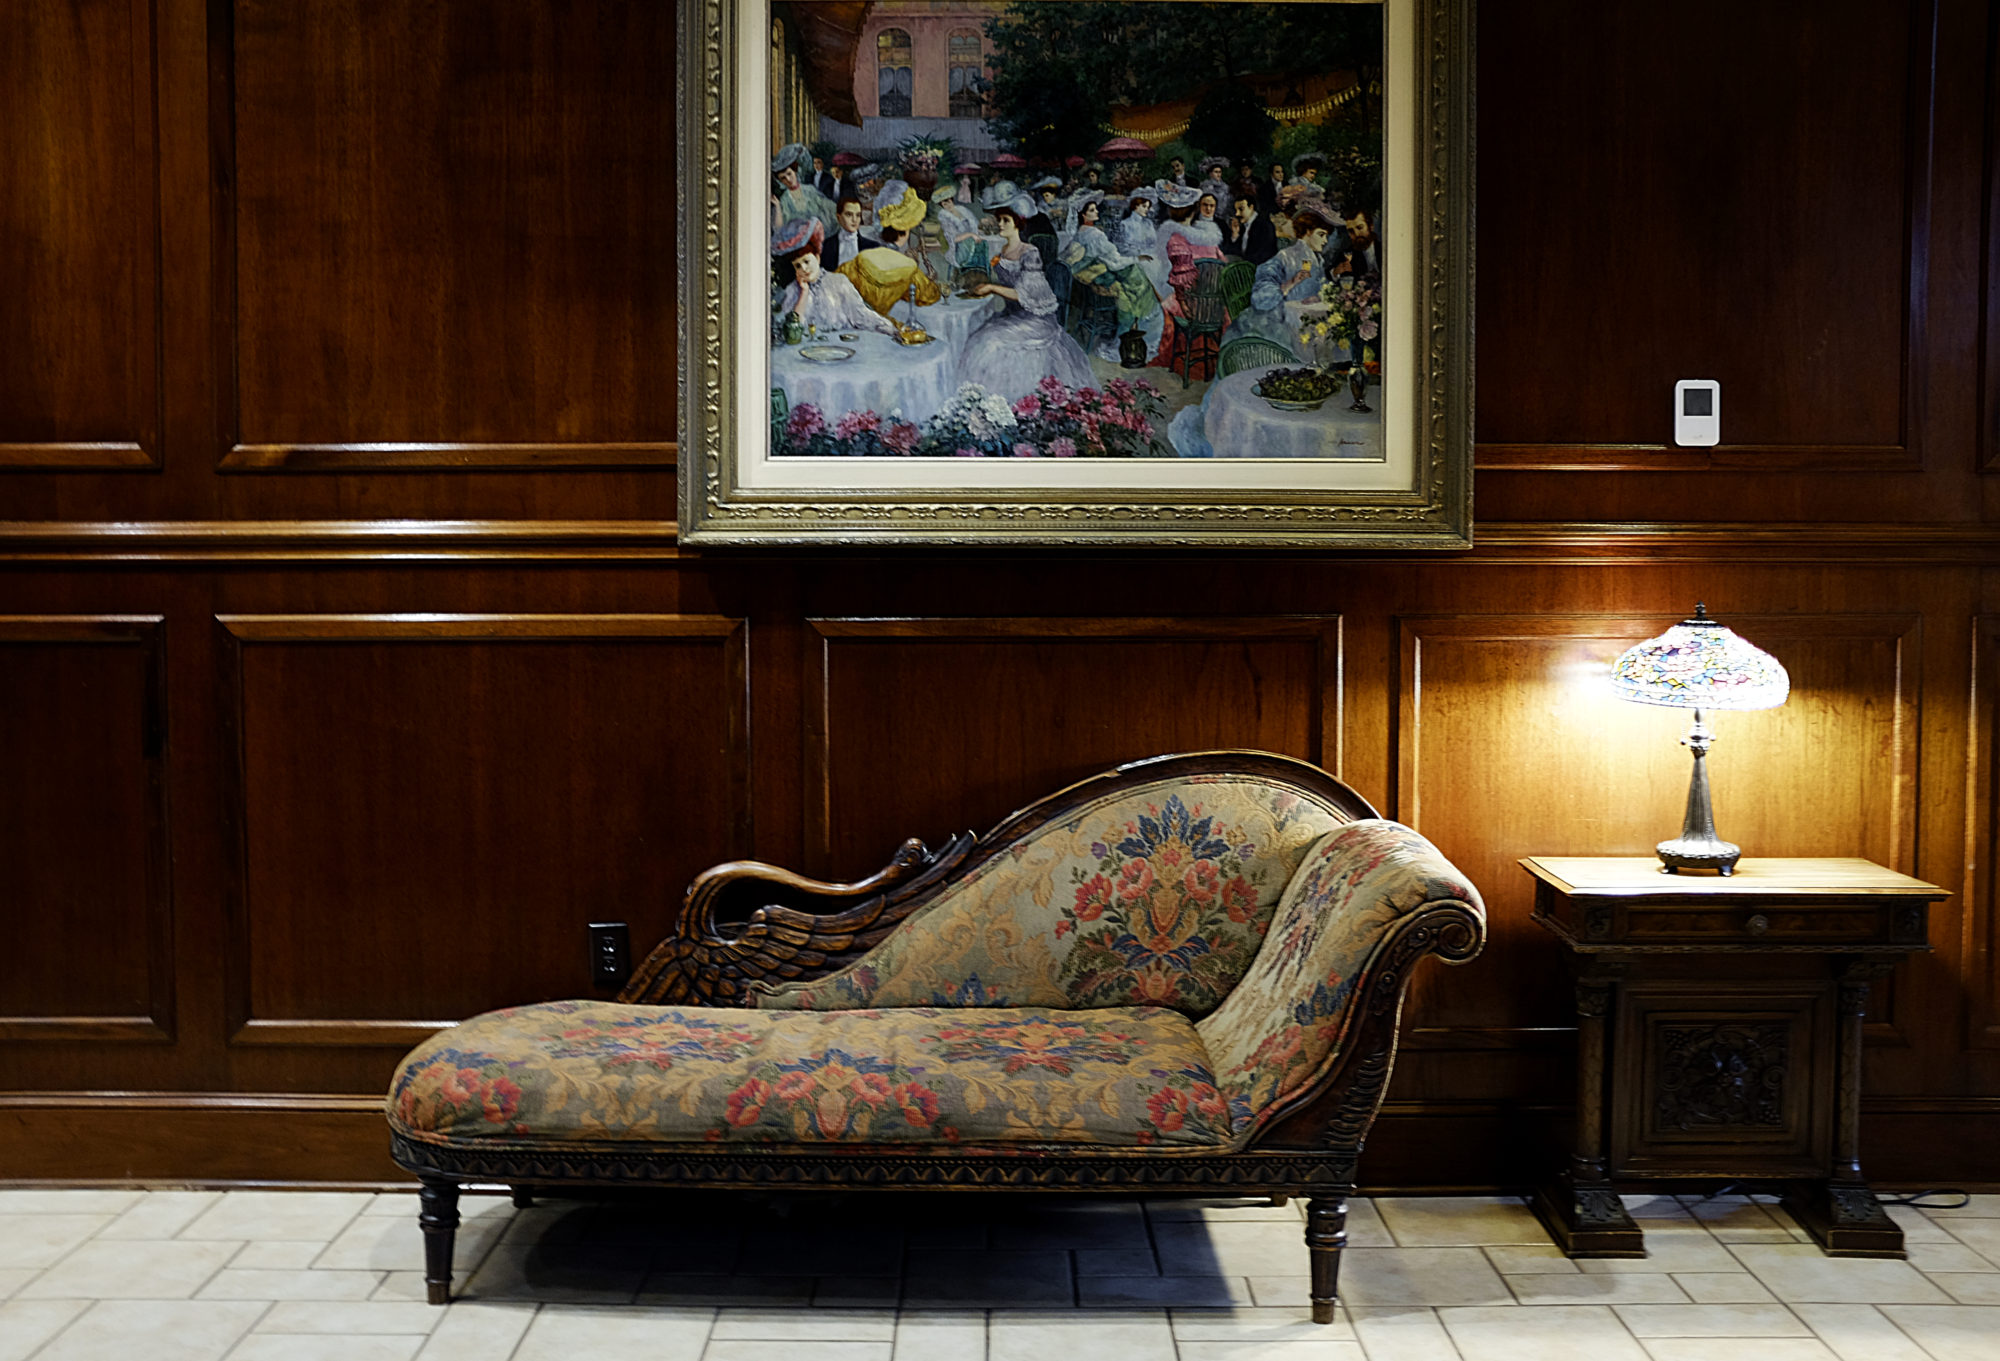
[1620,903,1895,944]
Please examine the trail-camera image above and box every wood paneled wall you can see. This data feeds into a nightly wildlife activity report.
[4,0,1999,1188]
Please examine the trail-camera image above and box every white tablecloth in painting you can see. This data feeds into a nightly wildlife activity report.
[1199,365,1382,460]
[770,331,959,427]
[892,292,1005,355]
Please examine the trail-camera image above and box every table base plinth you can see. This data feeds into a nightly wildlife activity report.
[1783,1179,1907,1257]
[1529,1174,1645,1257]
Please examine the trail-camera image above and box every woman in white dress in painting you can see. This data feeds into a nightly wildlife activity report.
[771,217,897,338]
[956,192,1096,402]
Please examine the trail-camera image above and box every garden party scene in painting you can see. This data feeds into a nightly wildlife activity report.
[766,0,1384,459]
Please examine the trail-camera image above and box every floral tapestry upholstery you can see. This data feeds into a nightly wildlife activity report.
[1196,820,1485,1138]
[388,999,1235,1151]
[753,775,1349,1018]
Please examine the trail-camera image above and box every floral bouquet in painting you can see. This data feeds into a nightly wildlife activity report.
[772,378,1169,459]
[895,133,956,194]
[1298,276,1381,374]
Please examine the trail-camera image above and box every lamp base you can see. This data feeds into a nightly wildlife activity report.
[1657,834,1741,876]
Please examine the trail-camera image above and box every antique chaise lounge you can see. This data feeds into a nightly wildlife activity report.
[385,751,1485,1321]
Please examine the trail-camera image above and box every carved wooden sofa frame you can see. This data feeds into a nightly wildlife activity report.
[387,752,1485,1322]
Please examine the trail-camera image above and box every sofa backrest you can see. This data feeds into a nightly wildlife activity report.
[1196,819,1485,1139]
[751,772,1354,1018]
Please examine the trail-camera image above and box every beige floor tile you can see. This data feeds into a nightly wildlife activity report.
[1678,1197,1799,1244]
[1612,1302,1810,1336]
[97,1192,223,1241]
[198,1268,386,1301]
[891,1311,985,1361]
[901,1249,1072,1308]
[1907,1239,1999,1273]
[1076,1248,1160,1276]
[179,1192,374,1243]
[1244,1278,1314,1310]
[988,1312,1175,1361]
[1931,1274,2000,1305]
[1078,1275,1252,1308]
[1919,1196,2000,1218]
[0,1192,139,1215]
[1505,1273,1688,1305]
[1623,1196,1696,1222]
[1670,1273,1777,1303]
[1787,1303,1934,1361]
[1575,1232,1739,1274]
[254,1300,441,1334]
[1171,1304,1354,1341]
[1636,1341,1837,1361]
[20,1239,239,1300]
[0,1269,36,1300]
[228,1241,324,1270]
[510,1303,713,1361]
[1345,1305,1461,1361]
[705,1345,892,1361]
[1729,1244,1951,1304]
[1374,1198,1551,1249]
[1483,1244,1578,1275]
[1877,1305,2000,1361]
[735,1227,906,1276]
[1937,1217,2000,1265]
[411,1301,538,1361]
[0,1298,91,1361]
[1437,1304,1648,1361]
[1174,1341,1365,1361]
[34,1299,268,1361]
[225,1337,423,1361]
[712,1307,895,1340]
[0,1214,116,1270]
[1154,1220,1312,1277]
[1333,1248,1514,1308]
[1882,1205,1956,1244]
[465,1244,646,1304]
[314,1204,511,1275]
[1342,1200,1394,1250]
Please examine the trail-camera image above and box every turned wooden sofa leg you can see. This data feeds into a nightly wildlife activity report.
[1305,1194,1349,1324]
[417,1176,460,1305]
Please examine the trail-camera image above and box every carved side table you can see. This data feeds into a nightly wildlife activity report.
[1520,857,1945,1259]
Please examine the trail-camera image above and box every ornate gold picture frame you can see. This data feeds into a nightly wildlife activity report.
[678,0,1473,547]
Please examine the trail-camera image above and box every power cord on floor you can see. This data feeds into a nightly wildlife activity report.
[1685,1182,1971,1211]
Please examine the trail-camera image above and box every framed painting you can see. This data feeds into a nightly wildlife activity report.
[678,0,1473,547]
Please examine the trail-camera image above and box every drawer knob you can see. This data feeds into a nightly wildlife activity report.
[1745,913,1770,936]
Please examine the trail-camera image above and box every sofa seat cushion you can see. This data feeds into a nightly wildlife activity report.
[388,999,1236,1152]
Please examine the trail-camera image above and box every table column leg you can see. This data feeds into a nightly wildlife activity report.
[1783,959,1905,1257]
[1532,968,1643,1256]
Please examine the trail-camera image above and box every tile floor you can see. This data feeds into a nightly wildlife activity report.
[0,1188,1997,1360]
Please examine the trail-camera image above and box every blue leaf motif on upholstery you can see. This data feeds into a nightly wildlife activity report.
[1116,795,1231,861]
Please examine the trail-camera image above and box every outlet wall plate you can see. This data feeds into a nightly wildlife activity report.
[588,922,631,989]
[1674,379,1721,447]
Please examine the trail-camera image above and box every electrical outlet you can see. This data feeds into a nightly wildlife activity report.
[588,922,631,989]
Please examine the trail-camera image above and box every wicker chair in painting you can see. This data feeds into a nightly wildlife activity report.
[386,751,1486,1323]
[1170,258,1229,387]
[1220,336,1301,377]
[1220,260,1256,319]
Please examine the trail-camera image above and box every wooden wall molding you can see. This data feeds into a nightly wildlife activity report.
[215,612,750,1047]
[1967,615,2000,1049]
[217,443,676,473]
[0,615,175,1044]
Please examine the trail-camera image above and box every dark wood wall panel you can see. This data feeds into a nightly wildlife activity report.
[0,618,170,1041]
[809,618,1340,873]
[0,0,159,469]
[1477,0,1931,469]
[219,614,746,1046]
[223,0,675,471]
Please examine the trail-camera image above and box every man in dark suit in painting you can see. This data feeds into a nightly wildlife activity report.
[822,195,880,273]
[1223,194,1278,266]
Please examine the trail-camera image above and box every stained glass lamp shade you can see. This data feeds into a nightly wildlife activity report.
[1610,603,1789,875]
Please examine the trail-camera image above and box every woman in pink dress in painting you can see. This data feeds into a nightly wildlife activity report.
[1151,183,1229,368]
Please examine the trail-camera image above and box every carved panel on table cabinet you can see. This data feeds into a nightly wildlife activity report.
[1654,1023,1790,1131]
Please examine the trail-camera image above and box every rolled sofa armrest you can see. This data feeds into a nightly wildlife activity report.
[618,833,977,1007]
[1195,820,1486,1145]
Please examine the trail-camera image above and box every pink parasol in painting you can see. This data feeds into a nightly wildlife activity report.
[1065,155,1086,169]
[831,151,864,168]
[989,152,1027,171]
[1096,136,1151,161]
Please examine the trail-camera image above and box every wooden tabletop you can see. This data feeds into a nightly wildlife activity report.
[1520,856,1946,900]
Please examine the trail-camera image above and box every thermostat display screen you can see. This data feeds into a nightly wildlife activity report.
[1682,389,1712,417]
[1673,379,1721,447]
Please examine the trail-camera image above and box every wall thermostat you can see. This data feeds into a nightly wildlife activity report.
[1674,379,1720,447]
